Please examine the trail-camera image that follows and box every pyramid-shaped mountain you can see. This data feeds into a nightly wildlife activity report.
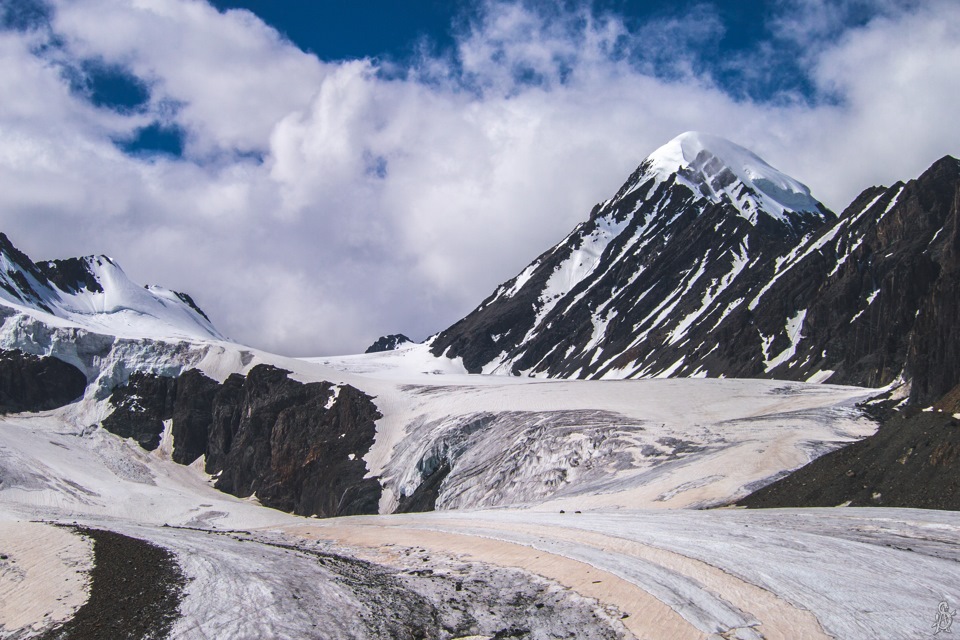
[431,133,960,407]
[430,132,833,378]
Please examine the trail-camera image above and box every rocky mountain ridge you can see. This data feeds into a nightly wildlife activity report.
[429,132,835,378]
[365,334,413,353]
[430,133,960,409]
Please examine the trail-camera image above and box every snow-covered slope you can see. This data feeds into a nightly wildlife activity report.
[627,131,823,223]
[293,346,876,514]
[7,399,956,640]
[0,233,224,343]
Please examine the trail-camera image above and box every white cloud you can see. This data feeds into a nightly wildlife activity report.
[0,0,958,355]
[52,0,326,156]
[793,1,960,204]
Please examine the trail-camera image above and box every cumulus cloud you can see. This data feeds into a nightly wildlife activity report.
[0,0,958,355]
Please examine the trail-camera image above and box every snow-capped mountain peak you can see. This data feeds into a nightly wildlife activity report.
[431,133,835,377]
[0,233,224,342]
[625,131,825,223]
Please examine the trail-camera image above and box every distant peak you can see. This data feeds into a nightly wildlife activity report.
[0,231,224,342]
[631,132,826,223]
[365,334,413,354]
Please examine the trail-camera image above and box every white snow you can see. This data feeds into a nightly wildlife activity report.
[764,309,807,372]
[640,132,823,222]
[324,384,341,410]
[880,184,905,219]
[806,369,835,383]
[301,508,960,640]
[358,374,875,513]
[496,259,540,300]
[0,296,953,640]
[300,342,469,380]
[0,254,225,344]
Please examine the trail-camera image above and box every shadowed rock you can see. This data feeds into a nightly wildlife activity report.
[100,365,383,517]
[0,349,87,414]
[365,334,413,353]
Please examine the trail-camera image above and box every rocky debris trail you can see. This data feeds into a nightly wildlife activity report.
[292,508,960,640]
[5,517,631,640]
[160,525,632,640]
[36,526,185,640]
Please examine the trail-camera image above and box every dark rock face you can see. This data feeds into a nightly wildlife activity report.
[101,373,177,450]
[395,461,451,514]
[365,334,413,353]
[0,349,87,413]
[742,156,960,405]
[205,373,245,474]
[739,404,960,511]
[100,365,383,517]
[36,257,105,294]
[210,365,382,517]
[170,369,220,465]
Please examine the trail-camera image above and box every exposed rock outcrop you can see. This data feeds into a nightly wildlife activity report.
[36,257,105,294]
[0,349,87,413]
[101,373,177,450]
[100,365,383,517]
[365,334,413,353]
[211,365,382,517]
[170,369,220,465]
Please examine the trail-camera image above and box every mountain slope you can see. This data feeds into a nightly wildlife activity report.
[0,233,224,342]
[430,131,834,378]
[431,134,960,407]
[739,402,960,510]
[713,154,960,405]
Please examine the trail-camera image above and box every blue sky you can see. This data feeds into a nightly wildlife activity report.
[80,0,867,156]
[0,0,957,355]
[197,1,884,102]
